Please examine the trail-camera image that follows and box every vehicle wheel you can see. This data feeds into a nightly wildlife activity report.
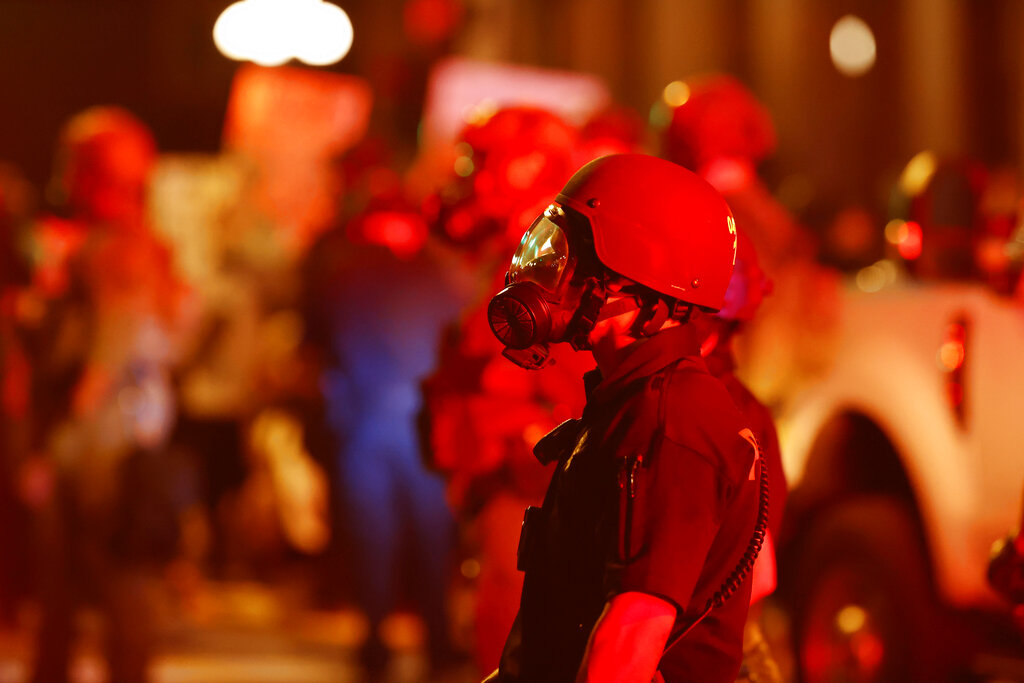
[789,496,955,682]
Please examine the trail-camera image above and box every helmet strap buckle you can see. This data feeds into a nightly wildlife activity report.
[628,294,668,338]
[669,300,695,323]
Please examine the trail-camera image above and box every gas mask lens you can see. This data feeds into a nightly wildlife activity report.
[508,212,569,293]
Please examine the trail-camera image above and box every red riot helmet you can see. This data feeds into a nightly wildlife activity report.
[488,153,737,369]
[661,74,776,172]
[51,106,157,226]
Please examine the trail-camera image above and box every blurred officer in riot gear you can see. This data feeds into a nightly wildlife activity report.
[888,153,987,282]
[484,154,767,682]
[422,106,581,273]
[660,73,838,409]
[660,74,803,274]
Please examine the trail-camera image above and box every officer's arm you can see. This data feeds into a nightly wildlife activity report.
[575,591,675,683]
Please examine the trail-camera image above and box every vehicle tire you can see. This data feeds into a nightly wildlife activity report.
[789,496,957,682]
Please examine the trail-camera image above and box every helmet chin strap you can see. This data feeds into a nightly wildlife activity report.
[565,276,700,353]
[567,276,608,351]
[594,294,642,322]
[594,291,695,340]
[630,297,670,338]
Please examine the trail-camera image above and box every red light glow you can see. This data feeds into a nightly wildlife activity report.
[938,340,965,371]
[354,211,428,258]
[940,319,969,419]
[897,220,923,260]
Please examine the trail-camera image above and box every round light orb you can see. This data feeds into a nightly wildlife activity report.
[214,0,354,67]
[830,15,876,77]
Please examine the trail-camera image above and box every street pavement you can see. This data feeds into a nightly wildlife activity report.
[0,580,478,683]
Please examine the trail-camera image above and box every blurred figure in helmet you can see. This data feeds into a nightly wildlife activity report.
[694,233,786,683]
[26,107,190,683]
[660,74,840,406]
[661,74,804,272]
[422,106,582,274]
[888,152,988,282]
[484,154,767,682]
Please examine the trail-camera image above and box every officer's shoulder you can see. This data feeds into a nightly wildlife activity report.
[659,357,742,420]
[657,358,752,470]
[722,374,776,437]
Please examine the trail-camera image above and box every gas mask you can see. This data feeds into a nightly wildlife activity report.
[487,203,609,369]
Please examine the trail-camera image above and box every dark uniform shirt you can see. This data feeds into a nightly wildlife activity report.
[704,345,786,542]
[498,324,759,683]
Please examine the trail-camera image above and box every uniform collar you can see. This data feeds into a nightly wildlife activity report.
[583,324,704,407]
[702,342,736,378]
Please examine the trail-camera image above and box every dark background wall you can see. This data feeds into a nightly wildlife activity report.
[1,0,1021,223]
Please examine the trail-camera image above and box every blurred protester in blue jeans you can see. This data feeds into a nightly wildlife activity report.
[317,195,468,678]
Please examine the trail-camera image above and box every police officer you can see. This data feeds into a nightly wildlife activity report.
[484,154,768,682]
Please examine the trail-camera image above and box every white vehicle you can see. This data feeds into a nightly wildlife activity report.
[774,274,1024,681]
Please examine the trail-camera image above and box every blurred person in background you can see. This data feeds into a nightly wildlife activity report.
[886,153,1021,287]
[421,107,583,285]
[660,73,840,406]
[302,136,425,607]
[312,142,470,679]
[24,106,192,683]
[975,166,1024,295]
[987,483,1024,634]
[661,75,803,272]
[888,155,981,280]
[0,162,36,627]
[694,233,786,683]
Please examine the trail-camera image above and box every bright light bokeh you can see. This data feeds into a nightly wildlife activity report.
[884,219,906,244]
[938,339,966,371]
[855,260,898,292]
[662,80,691,108]
[829,15,876,77]
[897,220,923,260]
[835,604,868,635]
[899,150,938,196]
[214,0,354,67]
